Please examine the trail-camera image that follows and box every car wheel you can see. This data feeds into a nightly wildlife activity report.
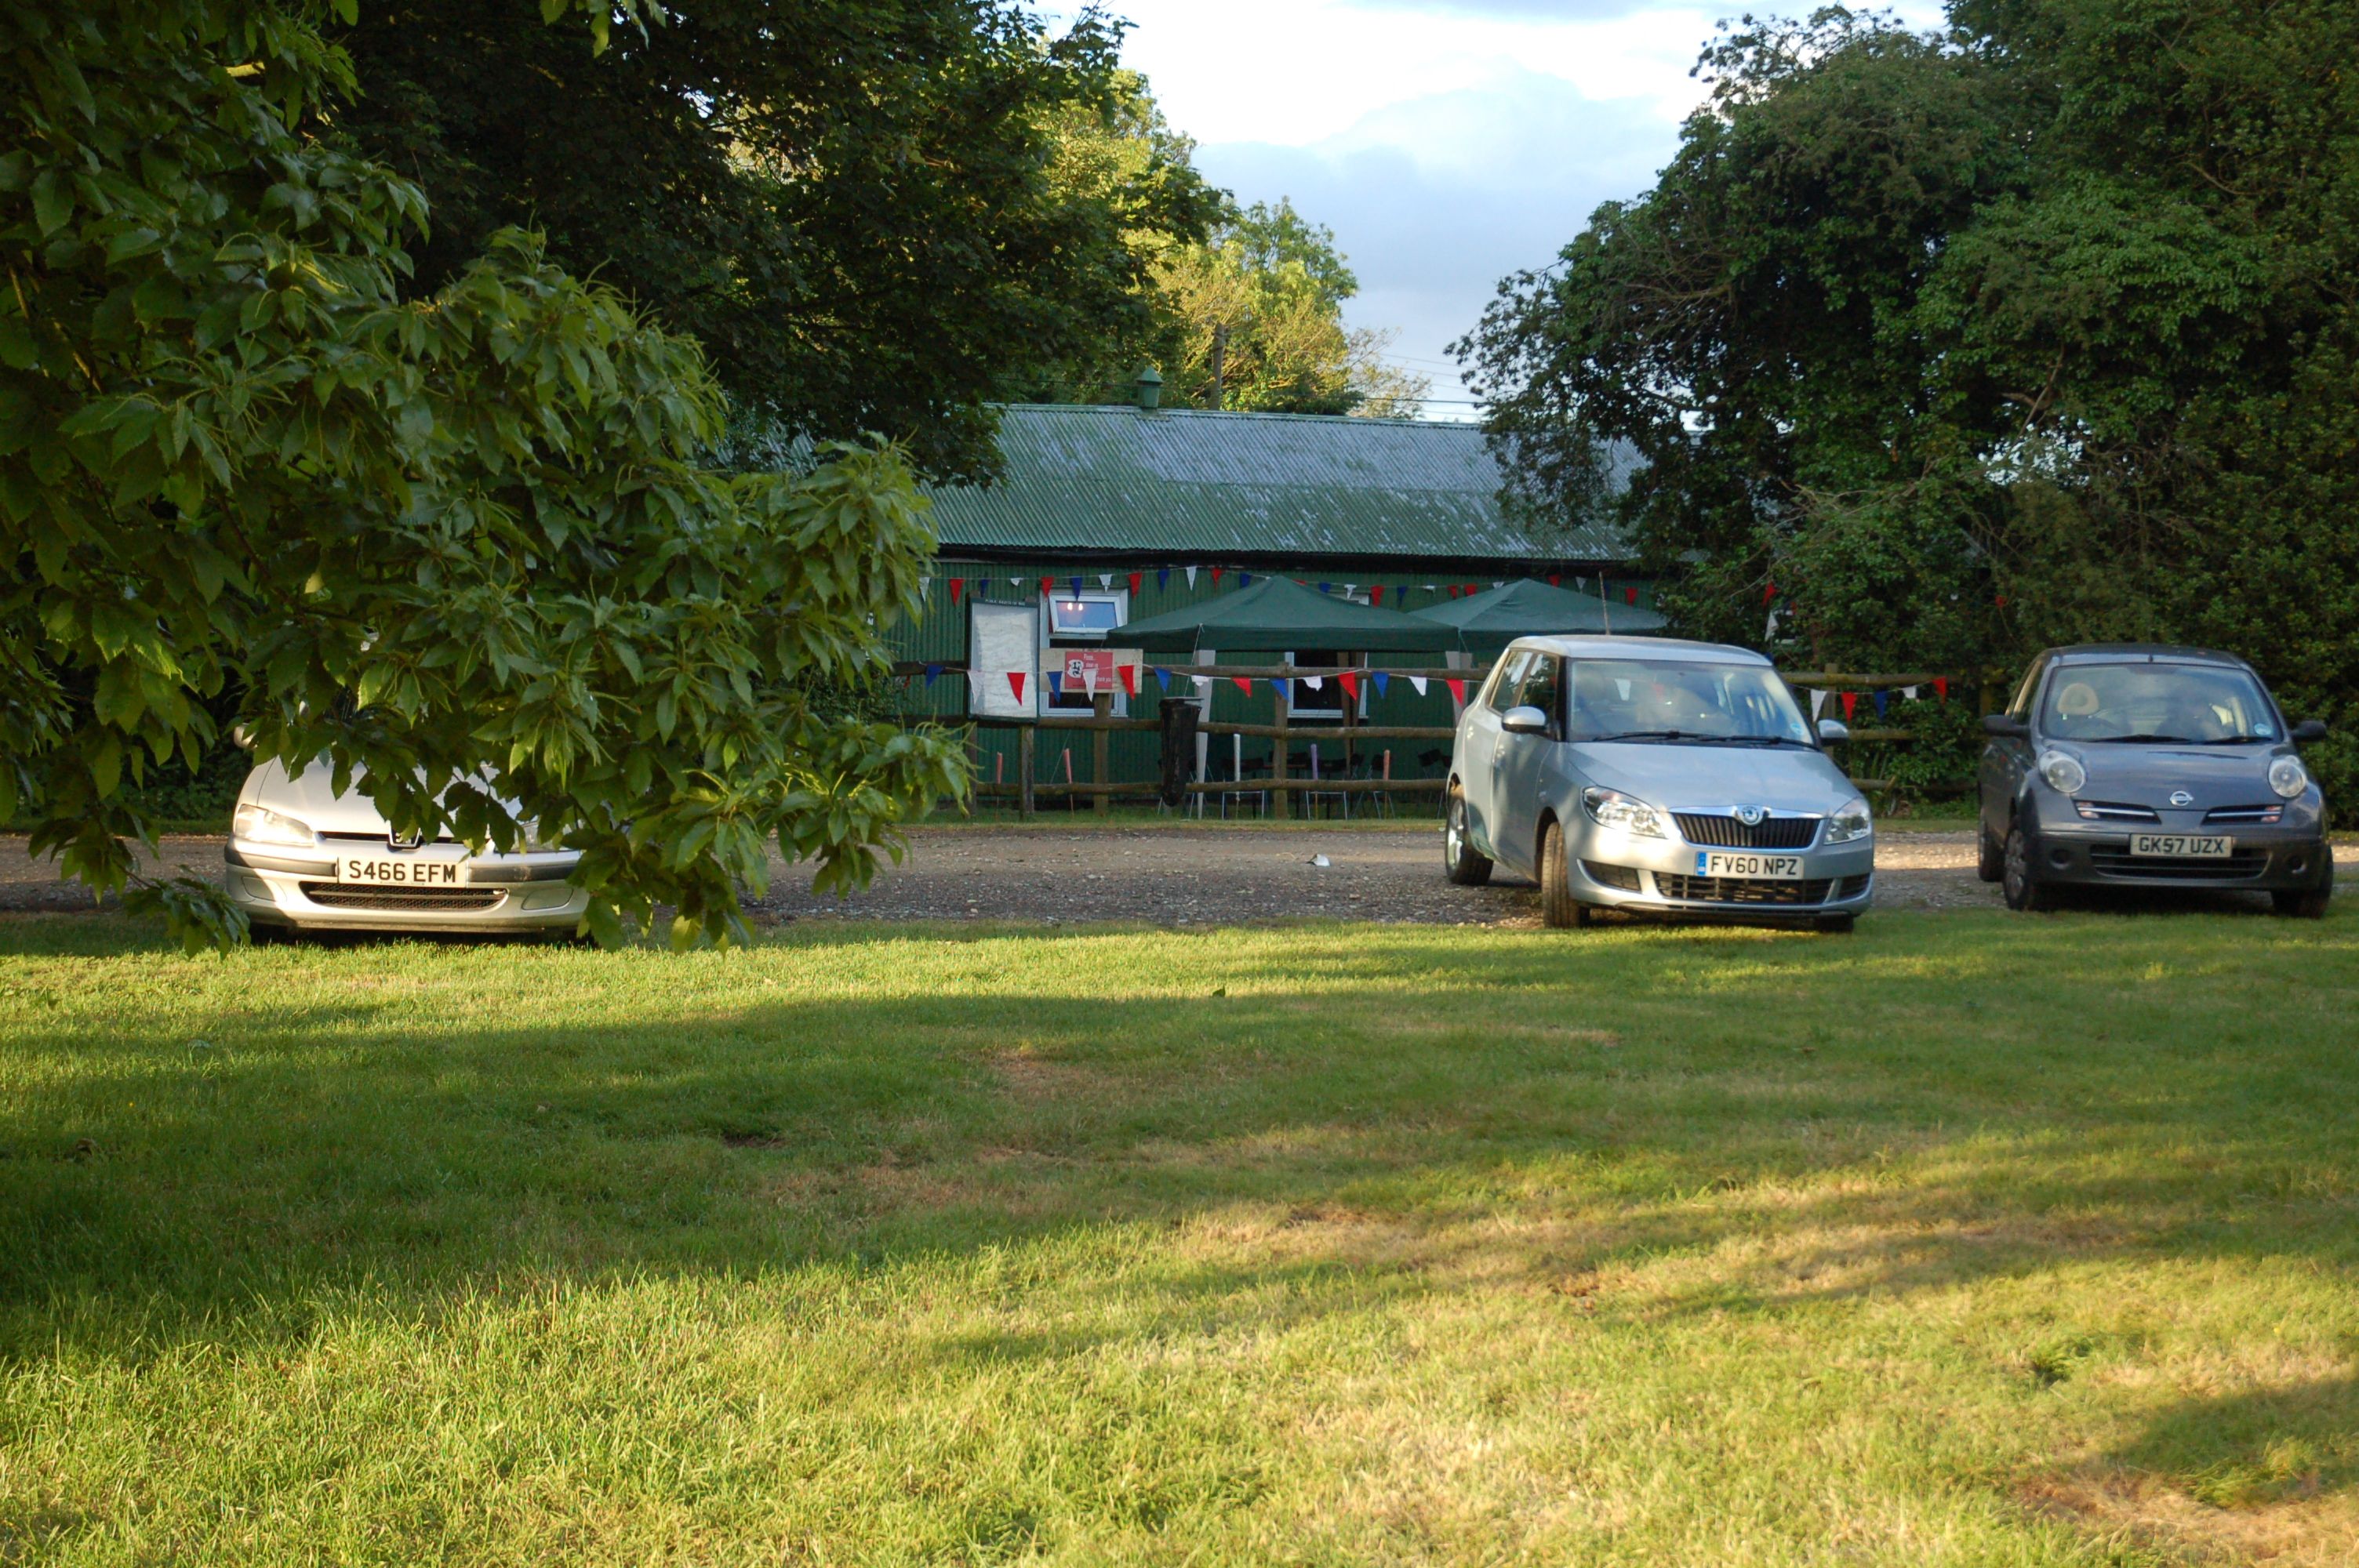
[2001,824,2052,912]
[1443,786,1492,887]
[1539,818,1589,929]
[1976,818,2004,883]
[2272,851,2332,918]
[1814,913,1856,935]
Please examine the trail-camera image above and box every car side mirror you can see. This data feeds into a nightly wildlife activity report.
[2290,718,2328,744]
[1501,705,1550,735]
[1816,717,1849,742]
[1981,713,2029,738]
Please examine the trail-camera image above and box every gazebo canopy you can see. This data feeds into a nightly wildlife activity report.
[1109,574,1465,655]
[1409,578,1666,652]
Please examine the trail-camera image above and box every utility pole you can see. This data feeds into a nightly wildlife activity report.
[1209,322,1227,410]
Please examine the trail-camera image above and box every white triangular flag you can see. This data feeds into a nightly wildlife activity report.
[1185,566,1198,587]
[1902,684,1919,701]
[1810,689,1828,719]
[1009,576,1022,587]
[1099,573,1113,590]
[1492,580,1505,589]
[1303,676,1323,691]
[1193,676,1211,694]
[1343,583,1357,597]
[1423,583,1436,591]
[1408,676,1428,697]
[1080,664,1097,695]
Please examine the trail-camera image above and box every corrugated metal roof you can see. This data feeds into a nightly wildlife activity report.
[921,405,1635,565]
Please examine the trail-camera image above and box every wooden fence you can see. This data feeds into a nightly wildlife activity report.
[889,660,1983,819]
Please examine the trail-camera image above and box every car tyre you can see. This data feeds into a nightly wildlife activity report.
[1443,785,1492,887]
[1539,818,1590,929]
[1976,820,2005,883]
[2272,851,2332,919]
[2001,823,2052,912]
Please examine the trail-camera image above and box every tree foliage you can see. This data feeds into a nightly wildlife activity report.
[332,1,1220,481]
[1459,1,2359,804]
[1158,200,1430,417]
[2,0,966,948]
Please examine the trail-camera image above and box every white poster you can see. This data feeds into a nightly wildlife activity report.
[969,600,1040,717]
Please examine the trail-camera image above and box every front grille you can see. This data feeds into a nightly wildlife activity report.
[2075,800,2160,822]
[2085,850,2270,881]
[1837,874,1872,898]
[2204,804,2283,825]
[1671,814,1818,849]
[1652,873,1835,906]
[1581,860,1642,891]
[298,881,507,912]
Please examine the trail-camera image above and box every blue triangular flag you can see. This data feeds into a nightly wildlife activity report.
[1154,667,1170,692]
[1372,671,1390,699]
[1318,582,1332,594]
[924,663,942,685]
[1068,575,1081,597]
[1157,568,1169,590]
[1240,571,1252,586]
[1271,677,1289,699]
[1874,690,1889,718]
[1047,671,1063,698]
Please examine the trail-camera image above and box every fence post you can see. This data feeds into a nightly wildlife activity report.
[1092,691,1112,817]
[1018,724,1035,820]
[1270,681,1291,820]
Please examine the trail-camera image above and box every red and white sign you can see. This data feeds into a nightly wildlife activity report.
[1045,647,1140,700]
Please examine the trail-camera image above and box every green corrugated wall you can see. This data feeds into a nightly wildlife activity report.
[883,559,1658,793]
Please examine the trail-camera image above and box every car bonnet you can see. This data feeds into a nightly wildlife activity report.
[1567,740,1857,815]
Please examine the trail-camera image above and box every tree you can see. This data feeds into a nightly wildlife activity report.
[2,0,966,949]
[331,1,1219,481]
[1159,201,1429,416]
[1458,0,2359,806]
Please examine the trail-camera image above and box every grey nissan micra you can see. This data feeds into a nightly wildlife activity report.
[1977,644,2333,914]
[1445,637,1874,930]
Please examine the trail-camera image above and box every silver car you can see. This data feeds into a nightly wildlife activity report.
[1445,637,1874,930]
[224,757,588,935]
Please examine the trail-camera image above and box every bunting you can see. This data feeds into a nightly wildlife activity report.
[1370,585,1385,606]
[1933,677,1950,702]
[923,663,943,686]
[1154,667,1170,693]
[1338,670,1360,702]
[1007,671,1027,704]
[1048,671,1064,699]
[1408,676,1428,696]
[1840,691,1858,720]
[1233,677,1253,695]
[1157,568,1170,590]
[1118,664,1138,699]
[1039,575,1055,597]
[1372,672,1390,699]
[1548,573,1561,587]
[1211,567,1223,586]
[1129,572,1143,596]
[1271,677,1289,700]
[1763,580,1779,605]
[1810,689,1827,720]
[1239,571,1252,586]
[1902,684,1919,702]
[1303,675,1323,691]
[1445,677,1467,710]
[1099,574,1114,590]
[1187,566,1199,588]
[1318,581,1332,594]
[1069,575,1083,597]
[1625,586,1639,605]
[1874,691,1889,719]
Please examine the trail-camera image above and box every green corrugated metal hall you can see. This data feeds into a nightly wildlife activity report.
[880,401,1652,802]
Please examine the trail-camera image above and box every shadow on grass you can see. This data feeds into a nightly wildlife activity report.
[2,910,2356,1511]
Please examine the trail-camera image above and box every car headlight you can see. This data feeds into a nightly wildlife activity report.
[1824,797,1873,844]
[232,802,316,848]
[1582,786,1667,838]
[2269,755,2310,800]
[2037,750,2086,796]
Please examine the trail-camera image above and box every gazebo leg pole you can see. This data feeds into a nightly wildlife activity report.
[1272,684,1289,822]
[1092,692,1112,817]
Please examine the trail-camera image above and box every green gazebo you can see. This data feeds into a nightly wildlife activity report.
[1410,578,1666,654]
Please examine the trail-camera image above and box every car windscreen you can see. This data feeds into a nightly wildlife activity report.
[2041,662,2278,742]
[1565,659,1813,744]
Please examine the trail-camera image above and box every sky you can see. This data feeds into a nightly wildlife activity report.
[1069,0,1943,417]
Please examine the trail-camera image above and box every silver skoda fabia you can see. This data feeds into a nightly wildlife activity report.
[1445,637,1874,930]
[224,757,588,935]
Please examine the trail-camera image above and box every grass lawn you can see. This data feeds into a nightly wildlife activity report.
[2,909,2355,1566]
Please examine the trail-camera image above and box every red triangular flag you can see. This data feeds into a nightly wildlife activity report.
[1445,678,1467,706]
[1370,584,1384,606]
[1008,671,1027,704]
[1446,584,1459,598]
[1212,567,1223,586]
[1039,575,1054,597]
[1463,583,1478,597]
[1625,586,1638,604]
[1128,572,1142,596]
[1548,573,1561,587]
[1232,677,1253,695]
[1763,580,1778,605]
[1841,691,1857,720]
[1118,663,1137,698]
[1934,677,1950,702]
[1338,670,1360,702]
[950,578,963,604]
